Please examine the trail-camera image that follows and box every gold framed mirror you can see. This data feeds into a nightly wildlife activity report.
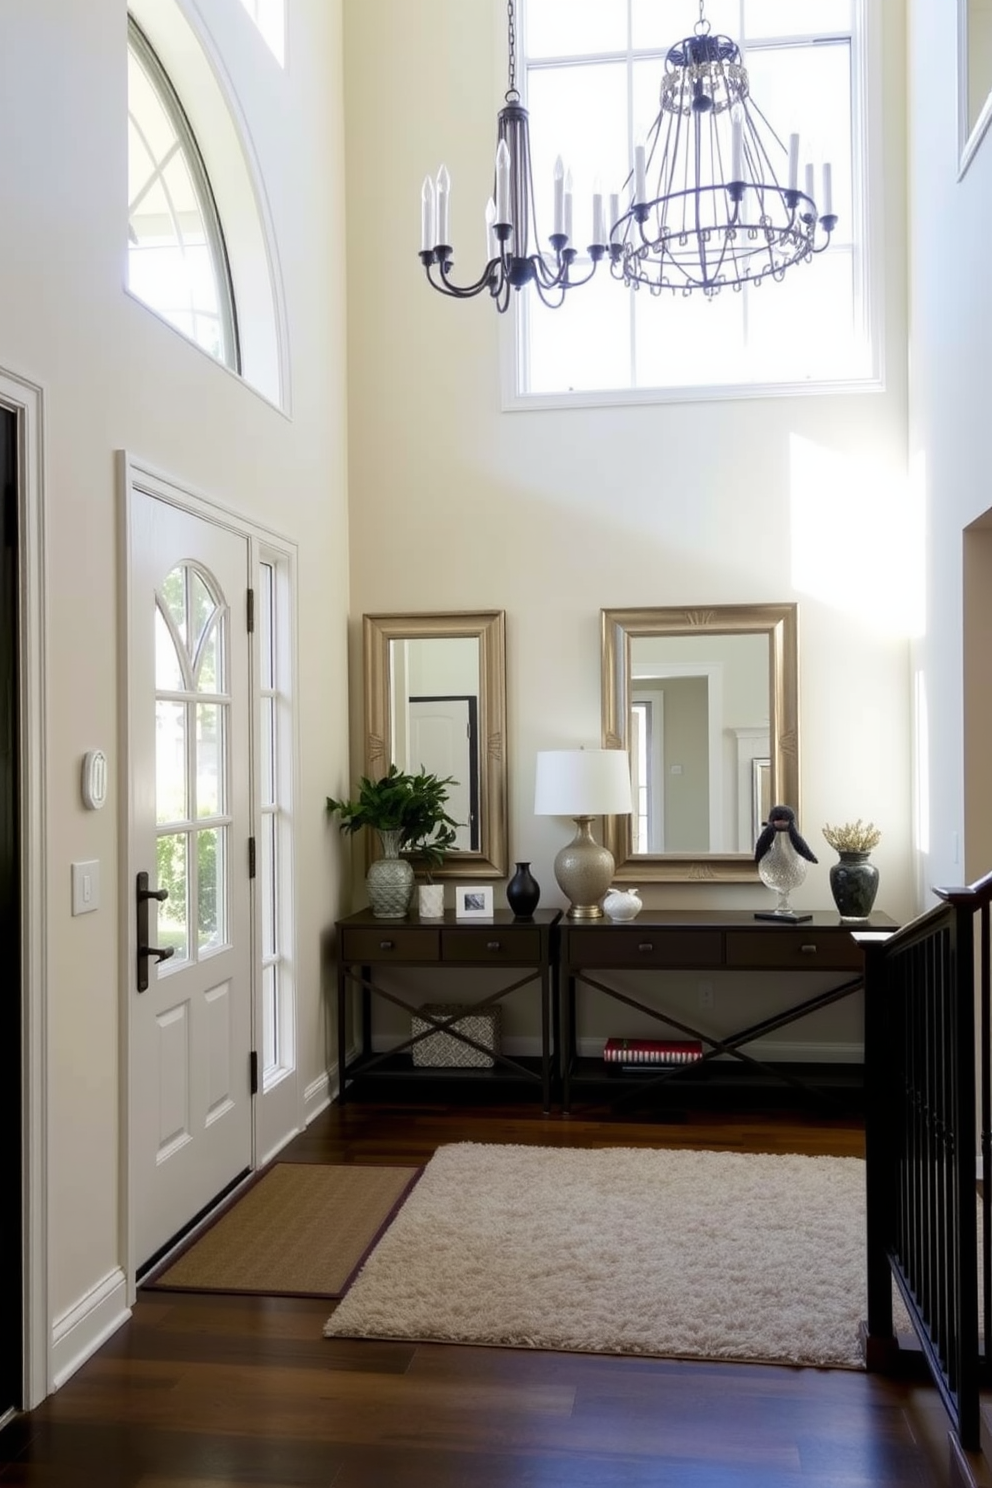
[601,604,799,883]
[364,610,507,878]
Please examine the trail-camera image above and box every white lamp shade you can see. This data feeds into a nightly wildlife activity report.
[534,749,632,817]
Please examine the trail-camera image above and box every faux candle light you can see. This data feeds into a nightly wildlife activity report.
[495,139,511,225]
[436,166,450,245]
[421,176,435,252]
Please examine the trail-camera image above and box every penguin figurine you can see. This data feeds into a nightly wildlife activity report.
[754,804,817,920]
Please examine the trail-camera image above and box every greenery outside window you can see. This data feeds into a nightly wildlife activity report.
[515,0,872,404]
[127,17,240,370]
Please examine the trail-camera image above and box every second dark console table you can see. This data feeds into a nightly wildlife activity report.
[560,910,898,1112]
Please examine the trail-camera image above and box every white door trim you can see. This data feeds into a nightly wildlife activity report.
[118,451,301,1297]
[0,366,50,1408]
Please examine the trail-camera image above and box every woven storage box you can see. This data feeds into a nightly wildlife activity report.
[411,1003,502,1068]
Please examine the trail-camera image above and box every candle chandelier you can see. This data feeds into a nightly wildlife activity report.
[418,0,611,311]
[610,2,838,296]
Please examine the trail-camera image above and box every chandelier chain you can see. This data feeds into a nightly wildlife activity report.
[506,0,518,100]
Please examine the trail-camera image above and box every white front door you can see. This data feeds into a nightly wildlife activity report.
[128,489,253,1270]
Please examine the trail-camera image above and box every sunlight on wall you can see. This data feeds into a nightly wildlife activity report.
[789,434,924,638]
[913,668,930,855]
[238,0,285,66]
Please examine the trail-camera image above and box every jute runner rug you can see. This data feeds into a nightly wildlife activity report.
[146,1162,420,1299]
[325,1143,910,1368]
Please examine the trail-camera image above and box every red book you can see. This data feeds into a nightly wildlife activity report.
[603,1037,703,1065]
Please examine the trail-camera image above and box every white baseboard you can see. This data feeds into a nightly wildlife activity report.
[51,1267,130,1391]
[304,1069,331,1125]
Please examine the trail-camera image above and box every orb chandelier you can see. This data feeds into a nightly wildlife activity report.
[611,2,839,297]
[418,0,609,312]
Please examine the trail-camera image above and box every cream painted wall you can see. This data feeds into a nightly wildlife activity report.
[908,0,992,895]
[343,0,914,935]
[0,0,350,1335]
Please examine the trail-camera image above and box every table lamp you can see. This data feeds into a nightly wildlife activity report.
[534,749,632,919]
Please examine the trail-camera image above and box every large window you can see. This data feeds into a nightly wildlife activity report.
[517,0,871,403]
[127,17,240,369]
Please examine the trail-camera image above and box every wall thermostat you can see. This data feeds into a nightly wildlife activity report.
[81,750,108,810]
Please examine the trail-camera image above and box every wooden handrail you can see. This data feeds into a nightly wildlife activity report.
[935,867,992,906]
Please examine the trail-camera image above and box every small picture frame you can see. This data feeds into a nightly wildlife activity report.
[455,885,494,920]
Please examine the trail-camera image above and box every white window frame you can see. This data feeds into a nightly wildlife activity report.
[253,543,297,1099]
[502,0,883,410]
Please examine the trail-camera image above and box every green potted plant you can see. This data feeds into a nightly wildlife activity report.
[327,763,459,919]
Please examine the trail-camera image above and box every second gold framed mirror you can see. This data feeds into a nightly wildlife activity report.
[602,604,800,883]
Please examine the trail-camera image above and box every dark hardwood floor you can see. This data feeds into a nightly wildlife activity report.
[0,1098,959,1487]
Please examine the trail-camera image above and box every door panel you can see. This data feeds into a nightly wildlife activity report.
[129,491,252,1270]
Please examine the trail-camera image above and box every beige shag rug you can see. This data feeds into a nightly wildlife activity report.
[325,1143,905,1368]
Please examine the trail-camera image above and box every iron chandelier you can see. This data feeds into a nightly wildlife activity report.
[418,0,611,312]
[610,2,839,297]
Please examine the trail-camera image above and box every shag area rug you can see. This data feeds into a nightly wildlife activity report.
[324,1143,903,1368]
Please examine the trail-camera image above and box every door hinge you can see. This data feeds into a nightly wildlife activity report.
[248,836,256,878]
[246,587,255,633]
[250,1050,258,1096]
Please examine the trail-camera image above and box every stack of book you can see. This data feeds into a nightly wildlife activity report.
[603,1037,704,1074]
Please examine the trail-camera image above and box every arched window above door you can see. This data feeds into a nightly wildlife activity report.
[127,17,240,371]
[126,2,289,407]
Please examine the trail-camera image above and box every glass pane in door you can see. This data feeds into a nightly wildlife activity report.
[197,825,226,953]
[196,703,223,817]
[156,700,187,823]
[156,831,189,963]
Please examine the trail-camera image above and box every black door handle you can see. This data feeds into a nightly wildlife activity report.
[137,871,175,991]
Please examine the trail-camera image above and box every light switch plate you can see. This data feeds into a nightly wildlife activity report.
[71,860,100,915]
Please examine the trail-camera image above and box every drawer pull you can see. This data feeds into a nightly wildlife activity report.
[379,940,394,950]
[800,944,817,955]
[486,940,501,951]
[638,942,655,953]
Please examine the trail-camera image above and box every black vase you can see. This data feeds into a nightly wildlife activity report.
[506,861,540,918]
[829,851,879,920]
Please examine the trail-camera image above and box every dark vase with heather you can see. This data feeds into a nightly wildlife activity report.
[823,819,881,920]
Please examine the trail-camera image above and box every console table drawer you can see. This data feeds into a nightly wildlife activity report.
[442,928,542,962]
[340,928,440,961]
[568,929,723,967]
[725,931,863,970]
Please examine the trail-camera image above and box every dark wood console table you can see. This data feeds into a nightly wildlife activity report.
[336,908,561,1111]
[560,910,898,1113]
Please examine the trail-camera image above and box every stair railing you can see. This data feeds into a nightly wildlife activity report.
[862,870,992,1451]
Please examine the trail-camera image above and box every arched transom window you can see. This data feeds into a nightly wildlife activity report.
[127,16,240,369]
